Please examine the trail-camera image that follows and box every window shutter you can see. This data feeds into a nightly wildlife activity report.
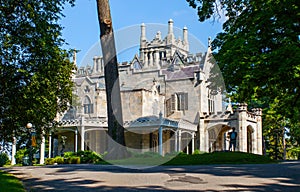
[179,94,184,111]
[171,94,176,111]
[166,98,171,116]
[184,92,188,110]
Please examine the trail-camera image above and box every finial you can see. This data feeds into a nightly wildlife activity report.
[73,49,77,65]
[208,37,212,47]
[153,77,157,84]
[226,98,234,114]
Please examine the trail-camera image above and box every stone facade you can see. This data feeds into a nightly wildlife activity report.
[51,20,262,157]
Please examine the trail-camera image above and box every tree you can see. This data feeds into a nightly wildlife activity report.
[187,0,300,158]
[0,0,75,142]
[96,0,127,159]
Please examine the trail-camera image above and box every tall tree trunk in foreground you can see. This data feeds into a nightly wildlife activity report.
[96,0,127,159]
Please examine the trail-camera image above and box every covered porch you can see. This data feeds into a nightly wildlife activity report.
[125,113,197,156]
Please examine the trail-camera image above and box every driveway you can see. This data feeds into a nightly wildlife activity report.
[2,161,300,191]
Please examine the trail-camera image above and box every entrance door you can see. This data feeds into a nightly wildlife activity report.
[247,126,254,153]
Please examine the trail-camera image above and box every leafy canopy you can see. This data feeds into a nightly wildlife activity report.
[186,0,300,157]
[0,0,75,141]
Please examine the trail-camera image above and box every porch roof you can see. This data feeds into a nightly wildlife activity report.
[125,115,197,132]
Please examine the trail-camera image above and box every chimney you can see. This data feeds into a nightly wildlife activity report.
[168,19,174,35]
[183,26,188,44]
[140,23,146,48]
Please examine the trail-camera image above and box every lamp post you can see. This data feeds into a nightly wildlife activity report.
[26,123,34,166]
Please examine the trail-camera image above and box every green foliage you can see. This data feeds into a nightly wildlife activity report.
[186,0,300,159]
[63,151,75,158]
[44,150,104,165]
[54,156,64,164]
[165,152,276,165]
[0,0,75,143]
[76,150,103,164]
[45,158,55,165]
[15,149,27,164]
[0,170,26,192]
[287,147,300,160]
[0,153,10,166]
[192,149,206,155]
[65,156,81,164]
[109,151,275,166]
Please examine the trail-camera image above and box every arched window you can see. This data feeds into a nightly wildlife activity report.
[208,91,215,114]
[83,96,93,114]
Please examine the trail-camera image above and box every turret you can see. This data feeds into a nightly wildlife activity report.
[140,23,146,48]
[167,19,174,44]
[183,26,188,44]
[168,19,173,35]
[183,26,189,52]
[140,23,147,61]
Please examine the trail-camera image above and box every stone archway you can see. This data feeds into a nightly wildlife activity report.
[247,126,254,153]
[208,124,232,152]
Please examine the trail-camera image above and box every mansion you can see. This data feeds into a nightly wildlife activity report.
[15,20,263,163]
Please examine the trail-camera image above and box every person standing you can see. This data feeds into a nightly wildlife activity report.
[228,127,237,151]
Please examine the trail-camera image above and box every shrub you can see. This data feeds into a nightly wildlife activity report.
[0,153,10,166]
[15,149,27,164]
[45,158,55,165]
[177,151,188,157]
[287,147,300,160]
[44,150,103,165]
[63,151,76,158]
[192,149,206,155]
[54,156,64,164]
[64,156,80,164]
[75,150,103,164]
[70,157,80,164]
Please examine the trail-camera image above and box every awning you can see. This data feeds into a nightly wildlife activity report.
[125,115,197,132]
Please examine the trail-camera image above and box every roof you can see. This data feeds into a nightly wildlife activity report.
[161,65,200,80]
[125,115,197,132]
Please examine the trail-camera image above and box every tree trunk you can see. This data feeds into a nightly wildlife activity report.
[96,0,128,159]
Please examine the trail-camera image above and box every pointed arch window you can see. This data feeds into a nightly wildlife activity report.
[208,91,215,114]
[166,92,188,116]
[83,96,93,114]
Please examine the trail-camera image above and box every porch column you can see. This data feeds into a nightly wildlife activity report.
[80,126,85,151]
[158,126,163,156]
[75,129,78,152]
[174,130,178,152]
[199,118,206,151]
[80,116,85,151]
[11,136,16,165]
[191,132,195,154]
[178,130,182,151]
[186,142,189,155]
[40,134,45,164]
[48,133,52,158]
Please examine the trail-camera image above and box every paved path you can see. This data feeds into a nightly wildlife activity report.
[2,162,300,191]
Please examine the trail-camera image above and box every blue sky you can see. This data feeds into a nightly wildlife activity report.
[61,0,223,66]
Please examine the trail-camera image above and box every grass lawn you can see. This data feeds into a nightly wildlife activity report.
[107,152,276,166]
[164,151,276,165]
[0,170,26,192]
